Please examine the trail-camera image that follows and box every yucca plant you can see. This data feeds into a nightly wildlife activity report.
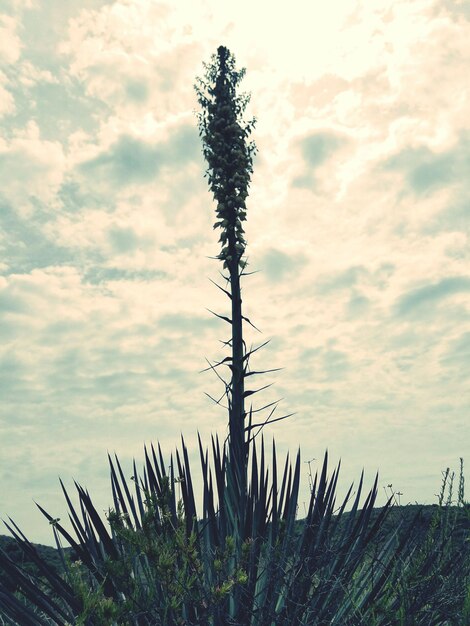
[1,46,468,626]
[0,439,413,625]
[2,442,467,625]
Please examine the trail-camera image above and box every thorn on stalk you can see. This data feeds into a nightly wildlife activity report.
[199,356,233,374]
[208,277,232,300]
[244,383,274,398]
[242,315,262,333]
[249,399,282,414]
[239,269,260,278]
[218,338,233,348]
[202,358,230,387]
[206,308,232,325]
[246,411,295,433]
[204,391,229,410]
[243,340,271,361]
[245,367,284,377]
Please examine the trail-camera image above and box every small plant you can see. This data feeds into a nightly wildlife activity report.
[378,459,470,625]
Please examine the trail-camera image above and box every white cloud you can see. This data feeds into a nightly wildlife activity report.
[0,14,22,64]
[0,71,15,117]
[59,2,202,123]
[17,60,59,87]
[0,122,65,213]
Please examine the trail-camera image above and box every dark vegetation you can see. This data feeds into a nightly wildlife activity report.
[1,501,469,595]
[1,500,467,583]
[0,46,468,625]
[1,493,469,625]
[0,536,65,592]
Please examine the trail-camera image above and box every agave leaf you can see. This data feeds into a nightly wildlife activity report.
[133,458,146,522]
[74,484,119,561]
[179,436,198,531]
[58,478,89,546]
[143,447,163,527]
[111,453,141,530]
[278,452,291,522]
[1,519,79,620]
[167,452,178,524]
[198,435,219,548]
[0,560,70,626]
[157,441,166,477]
[35,501,93,569]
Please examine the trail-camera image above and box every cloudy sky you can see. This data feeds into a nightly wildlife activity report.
[1,0,469,545]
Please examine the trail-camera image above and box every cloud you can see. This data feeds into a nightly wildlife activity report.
[0,200,71,274]
[0,71,15,118]
[0,14,22,64]
[125,78,149,103]
[383,136,470,196]
[408,155,456,194]
[78,125,200,187]
[289,74,350,112]
[57,180,101,214]
[0,267,209,422]
[394,276,470,316]
[292,131,344,189]
[84,267,167,284]
[322,347,351,380]
[291,342,352,385]
[437,0,470,21]
[346,291,370,317]
[440,331,470,376]
[0,286,31,315]
[157,312,218,334]
[259,248,306,283]
[301,132,343,168]
[59,2,203,121]
[426,201,469,235]
[317,266,367,293]
[80,135,162,185]
[314,264,395,314]
[108,225,141,254]
[0,122,65,210]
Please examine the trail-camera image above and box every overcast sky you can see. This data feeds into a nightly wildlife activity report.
[1,0,469,545]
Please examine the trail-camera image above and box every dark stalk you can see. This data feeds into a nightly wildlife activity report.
[196,45,256,503]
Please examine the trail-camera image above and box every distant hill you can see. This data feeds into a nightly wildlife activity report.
[0,534,68,592]
[1,504,468,594]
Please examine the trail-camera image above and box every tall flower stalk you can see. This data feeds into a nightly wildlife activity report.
[195,46,257,503]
